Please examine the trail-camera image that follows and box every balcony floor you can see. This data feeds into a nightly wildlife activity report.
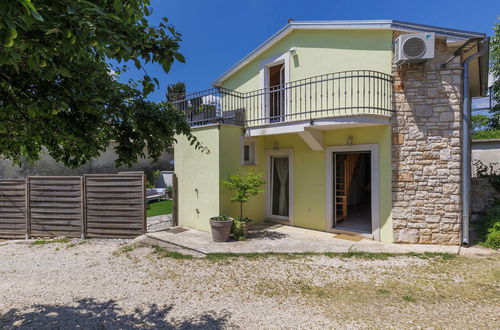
[245,114,390,137]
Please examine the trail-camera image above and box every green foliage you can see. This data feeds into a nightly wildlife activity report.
[0,0,206,168]
[472,129,500,139]
[490,21,500,129]
[209,215,233,222]
[151,245,194,259]
[146,169,161,188]
[222,171,265,218]
[402,295,416,302]
[232,217,250,241]
[32,238,71,245]
[146,200,172,217]
[474,199,500,249]
[472,114,494,131]
[473,160,500,192]
[165,184,173,193]
[166,82,186,102]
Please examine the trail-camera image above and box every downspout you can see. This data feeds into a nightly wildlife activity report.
[461,38,488,246]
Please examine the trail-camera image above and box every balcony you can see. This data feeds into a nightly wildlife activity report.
[172,70,394,130]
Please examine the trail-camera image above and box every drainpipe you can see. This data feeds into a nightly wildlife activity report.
[461,38,488,247]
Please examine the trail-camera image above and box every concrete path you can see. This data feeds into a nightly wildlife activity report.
[134,223,497,257]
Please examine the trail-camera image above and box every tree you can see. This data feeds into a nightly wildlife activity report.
[471,21,500,139]
[0,0,204,168]
[471,114,500,139]
[166,82,186,102]
[490,21,500,130]
[222,171,265,219]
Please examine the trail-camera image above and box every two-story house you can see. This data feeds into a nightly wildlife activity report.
[173,20,489,244]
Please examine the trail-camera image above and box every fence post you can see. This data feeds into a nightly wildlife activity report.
[142,174,147,234]
[172,173,178,227]
[81,176,86,239]
[25,177,30,239]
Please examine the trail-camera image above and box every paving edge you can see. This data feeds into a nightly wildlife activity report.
[133,234,207,257]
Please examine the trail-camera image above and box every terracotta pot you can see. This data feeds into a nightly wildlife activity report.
[209,218,233,242]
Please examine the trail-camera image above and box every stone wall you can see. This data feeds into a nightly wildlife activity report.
[392,35,463,244]
[0,142,173,178]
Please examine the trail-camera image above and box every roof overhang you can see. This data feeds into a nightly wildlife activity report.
[212,20,486,87]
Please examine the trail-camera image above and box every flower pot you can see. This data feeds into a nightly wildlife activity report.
[210,218,233,242]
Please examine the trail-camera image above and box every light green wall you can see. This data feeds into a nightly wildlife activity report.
[260,125,392,242]
[324,126,392,242]
[220,29,393,92]
[175,126,221,232]
[176,124,393,242]
[175,125,266,231]
[218,126,266,221]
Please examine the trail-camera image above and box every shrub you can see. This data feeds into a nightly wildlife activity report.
[222,171,265,240]
[474,199,500,249]
[232,217,251,241]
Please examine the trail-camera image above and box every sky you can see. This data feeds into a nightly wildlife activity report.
[121,0,499,102]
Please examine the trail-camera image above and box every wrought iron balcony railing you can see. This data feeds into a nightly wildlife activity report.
[172,70,393,128]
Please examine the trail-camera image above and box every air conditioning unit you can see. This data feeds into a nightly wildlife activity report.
[394,33,435,65]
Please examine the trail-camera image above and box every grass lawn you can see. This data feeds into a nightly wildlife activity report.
[146,200,172,217]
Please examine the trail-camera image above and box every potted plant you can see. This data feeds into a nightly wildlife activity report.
[223,171,265,240]
[165,184,173,199]
[209,215,234,242]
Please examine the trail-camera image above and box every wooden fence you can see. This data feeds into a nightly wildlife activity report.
[0,174,145,239]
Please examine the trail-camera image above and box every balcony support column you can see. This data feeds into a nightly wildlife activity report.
[298,127,324,151]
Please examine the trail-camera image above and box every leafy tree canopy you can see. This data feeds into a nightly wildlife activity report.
[0,0,202,167]
[489,21,500,130]
[472,21,500,140]
[223,171,265,219]
[166,81,185,102]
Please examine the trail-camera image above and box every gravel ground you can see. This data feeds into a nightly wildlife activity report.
[0,239,498,329]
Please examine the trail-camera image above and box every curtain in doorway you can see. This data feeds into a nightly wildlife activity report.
[274,158,288,216]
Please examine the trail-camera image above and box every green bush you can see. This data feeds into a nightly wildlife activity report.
[475,199,500,249]
[232,217,250,241]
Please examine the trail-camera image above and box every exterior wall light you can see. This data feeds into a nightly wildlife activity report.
[346,136,353,146]
[289,47,297,56]
[273,142,280,150]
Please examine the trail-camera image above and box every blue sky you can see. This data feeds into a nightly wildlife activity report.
[123,0,499,102]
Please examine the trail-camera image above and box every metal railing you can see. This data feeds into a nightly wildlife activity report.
[172,70,394,128]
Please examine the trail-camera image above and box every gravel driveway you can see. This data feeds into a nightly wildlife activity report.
[0,239,498,329]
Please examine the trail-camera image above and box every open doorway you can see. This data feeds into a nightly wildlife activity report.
[333,152,372,233]
[267,63,284,123]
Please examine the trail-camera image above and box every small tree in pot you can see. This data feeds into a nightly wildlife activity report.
[223,171,265,240]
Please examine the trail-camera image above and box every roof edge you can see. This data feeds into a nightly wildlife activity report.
[211,20,486,87]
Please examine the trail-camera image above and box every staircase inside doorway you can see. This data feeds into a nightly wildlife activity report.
[334,152,372,234]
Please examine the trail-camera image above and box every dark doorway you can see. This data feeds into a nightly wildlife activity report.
[268,63,284,122]
[333,152,371,233]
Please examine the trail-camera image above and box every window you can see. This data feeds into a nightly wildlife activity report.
[242,141,256,165]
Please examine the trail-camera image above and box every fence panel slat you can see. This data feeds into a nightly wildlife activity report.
[85,174,146,238]
[0,174,145,240]
[28,177,82,238]
[0,179,27,239]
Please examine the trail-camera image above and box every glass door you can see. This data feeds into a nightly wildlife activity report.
[271,156,289,218]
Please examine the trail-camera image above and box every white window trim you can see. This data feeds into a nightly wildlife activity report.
[265,148,294,225]
[259,53,290,123]
[325,144,380,241]
[240,136,257,166]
